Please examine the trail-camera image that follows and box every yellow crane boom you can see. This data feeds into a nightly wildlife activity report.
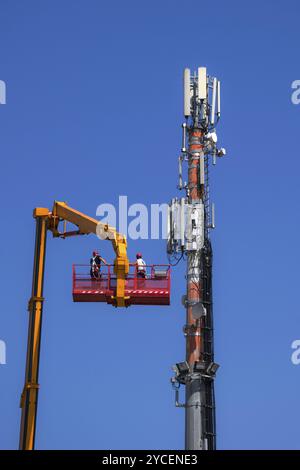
[50,201,129,306]
[19,201,129,450]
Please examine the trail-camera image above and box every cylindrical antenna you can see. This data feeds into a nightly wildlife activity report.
[199,154,205,186]
[211,203,215,229]
[182,122,187,152]
[197,67,207,100]
[180,197,185,249]
[217,80,221,118]
[184,68,191,117]
[178,156,183,189]
[210,78,217,125]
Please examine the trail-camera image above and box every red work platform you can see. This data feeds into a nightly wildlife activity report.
[72,264,171,306]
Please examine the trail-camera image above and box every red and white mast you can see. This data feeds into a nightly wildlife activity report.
[168,67,226,450]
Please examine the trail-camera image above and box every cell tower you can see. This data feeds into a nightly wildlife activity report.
[168,67,226,450]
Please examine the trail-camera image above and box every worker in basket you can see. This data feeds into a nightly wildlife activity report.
[136,252,146,278]
[90,250,107,280]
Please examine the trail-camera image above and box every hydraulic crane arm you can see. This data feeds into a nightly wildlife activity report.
[19,201,129,450]
[49,201,129,306]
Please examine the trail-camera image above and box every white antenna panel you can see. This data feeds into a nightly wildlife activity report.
[184,68,191,117]
[210,78,217,125]
[217,80,221,117]
[197,67,207,100]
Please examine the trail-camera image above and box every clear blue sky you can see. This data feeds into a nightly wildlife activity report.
[1,0,300,450]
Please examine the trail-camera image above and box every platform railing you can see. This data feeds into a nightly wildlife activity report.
[73,264,170,293]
